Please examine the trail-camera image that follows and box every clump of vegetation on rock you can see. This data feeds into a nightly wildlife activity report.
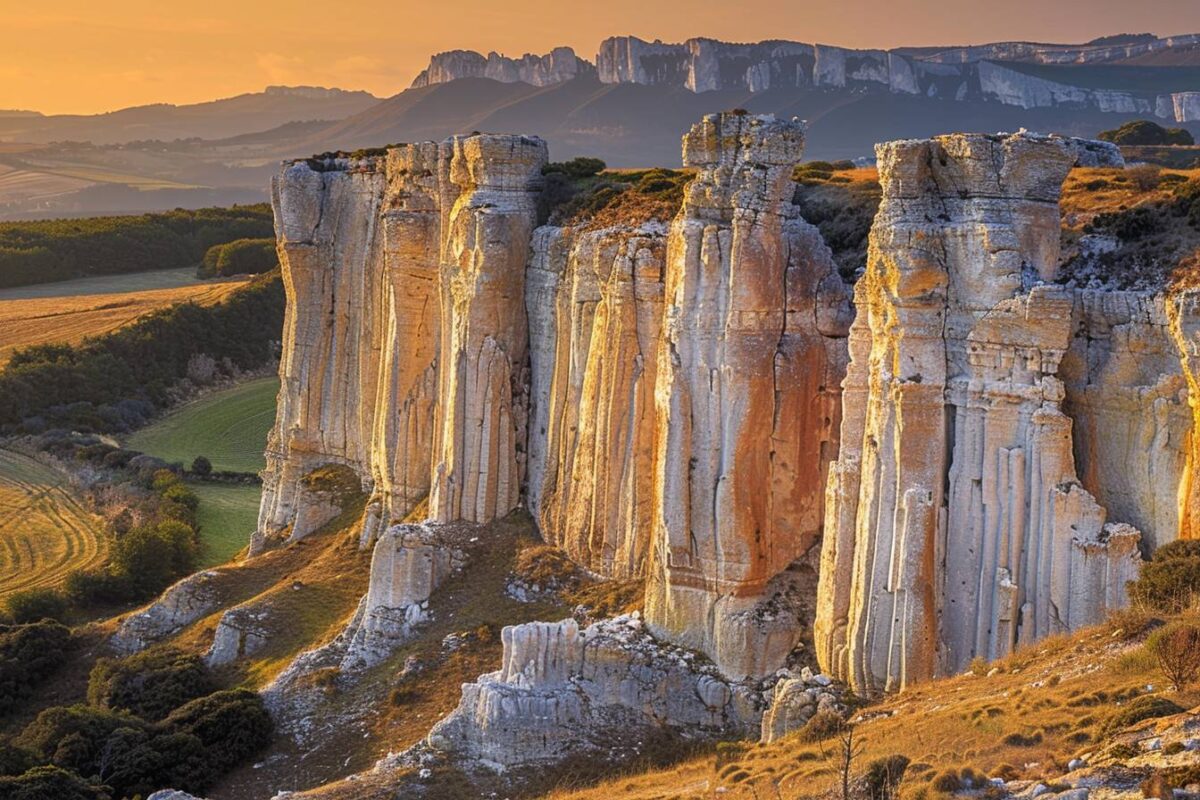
[1127,540,1200,613]
[0,621,72,715]
[1145,622,1200,690]
[539,161,691,229]
[88,648,216,721]
[1098,120,1195,147]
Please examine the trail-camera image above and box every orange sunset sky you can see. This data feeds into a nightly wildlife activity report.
[3,0,1200,115]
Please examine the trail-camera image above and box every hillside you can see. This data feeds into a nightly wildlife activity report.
[304,75,1200,165]
[0,269,253,366]
[0,86,380,145]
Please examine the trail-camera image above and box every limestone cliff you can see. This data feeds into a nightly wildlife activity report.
[812,133,1146,694]
[258,135,546,550]
[525,224,667,578]
[645,113,851,680]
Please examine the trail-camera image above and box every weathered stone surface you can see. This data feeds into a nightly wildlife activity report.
[593,34,1200,120]
[111,571,221,654]
[342,523,463,669]
[760,667,844,744]
[411,47,592,88]
[525,223,667,577]
[259,134,546,549]
[205,605,270,666]
[813,132,1145,694]
[424,614,762,768]
[646,112,851,681]
[429,135,545,524]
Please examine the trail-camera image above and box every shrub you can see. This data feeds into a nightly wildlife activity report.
[190,456,212,477]
[3,589,68,624]
[542,157,606,179]
[1146,622,1200,689]
[88,649,216,722]
[0,622,72,716]
[0,765,109,800]
[1129,541,1200,613]
[162,689,273,773]
[199,238,278,278]
[797,710,844,742]
[864,754,911,800]
[1101,695,1185,736]
[1098,120,1195,147]
[109,520,198,597]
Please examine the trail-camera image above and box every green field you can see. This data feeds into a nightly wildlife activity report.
[191,482,260,566]
[126,376,279,474]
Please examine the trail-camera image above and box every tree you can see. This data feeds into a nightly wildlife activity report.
[190,456,212,477]
[1147,622,1200,690]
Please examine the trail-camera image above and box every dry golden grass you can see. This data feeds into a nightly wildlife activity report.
[546,619,1189,800]
[1059,166,1200,228]
[0,448,107,599]
[0,272,249,366]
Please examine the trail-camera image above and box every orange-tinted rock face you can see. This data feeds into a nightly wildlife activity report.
[814,133,1146,694]
[525,225,667,578]
[259,135,546,551]
[644,113,852,680]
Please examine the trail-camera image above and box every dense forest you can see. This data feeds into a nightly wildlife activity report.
[0,273,285,432]
[0,205,274,288]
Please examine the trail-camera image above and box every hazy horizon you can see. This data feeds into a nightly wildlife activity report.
[3,0,1200,115]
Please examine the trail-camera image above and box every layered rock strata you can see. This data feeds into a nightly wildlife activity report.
[645,113,851,680]
[258,134,546,549]
[425,615,758,767]
[813,132,1146,694]
[411,47,592,88]
[524,223,668,578]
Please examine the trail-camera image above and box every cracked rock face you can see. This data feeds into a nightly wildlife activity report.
[525,224,668,578]
[645,112,851,681]
[813,133,1146,694]
[259,134,546,548]
[424,614,763,768]
[111,571,222,654]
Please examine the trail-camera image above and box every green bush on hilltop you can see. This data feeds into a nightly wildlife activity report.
[198,237,278,278]
[1098,120,1195,147]
[1128,540,1200,613]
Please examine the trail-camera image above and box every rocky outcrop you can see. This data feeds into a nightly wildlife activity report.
[645,113,851,680]
[813,133,1146,694]
[760,667,843,744]
[258,134,547,548]
[524,224,667,577]
[428,135,545,523]
[112,571,222,654]
[424,615,759,768]
[410,47,592,88]
[342,523,464,669]
[590,35,1200,122]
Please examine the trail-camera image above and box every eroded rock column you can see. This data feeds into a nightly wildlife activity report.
[429,135,546,523]
[814,133,1144,694]
[525,224,667,577]
[646,113,850,680]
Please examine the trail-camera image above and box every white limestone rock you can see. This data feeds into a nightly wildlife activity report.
[813,132,1146,693]
[111,571,221,654]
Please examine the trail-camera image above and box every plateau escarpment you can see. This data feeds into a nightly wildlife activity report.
[253,113,1200,787]
[812,132,1199,694]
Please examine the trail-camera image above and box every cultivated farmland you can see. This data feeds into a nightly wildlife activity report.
[0,266,251,366]
[0,448,107,599]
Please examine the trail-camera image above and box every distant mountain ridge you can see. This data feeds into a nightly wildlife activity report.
[409,34,1200,124]
[0,86,380,145]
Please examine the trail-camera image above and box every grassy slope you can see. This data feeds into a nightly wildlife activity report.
[0,448,107,599]
[0,268,251,366]
[191,482,259,567]
[126,376,279,474]
[544,615,1199,800]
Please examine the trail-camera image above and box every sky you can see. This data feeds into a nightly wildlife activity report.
[3,0,1200,115]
